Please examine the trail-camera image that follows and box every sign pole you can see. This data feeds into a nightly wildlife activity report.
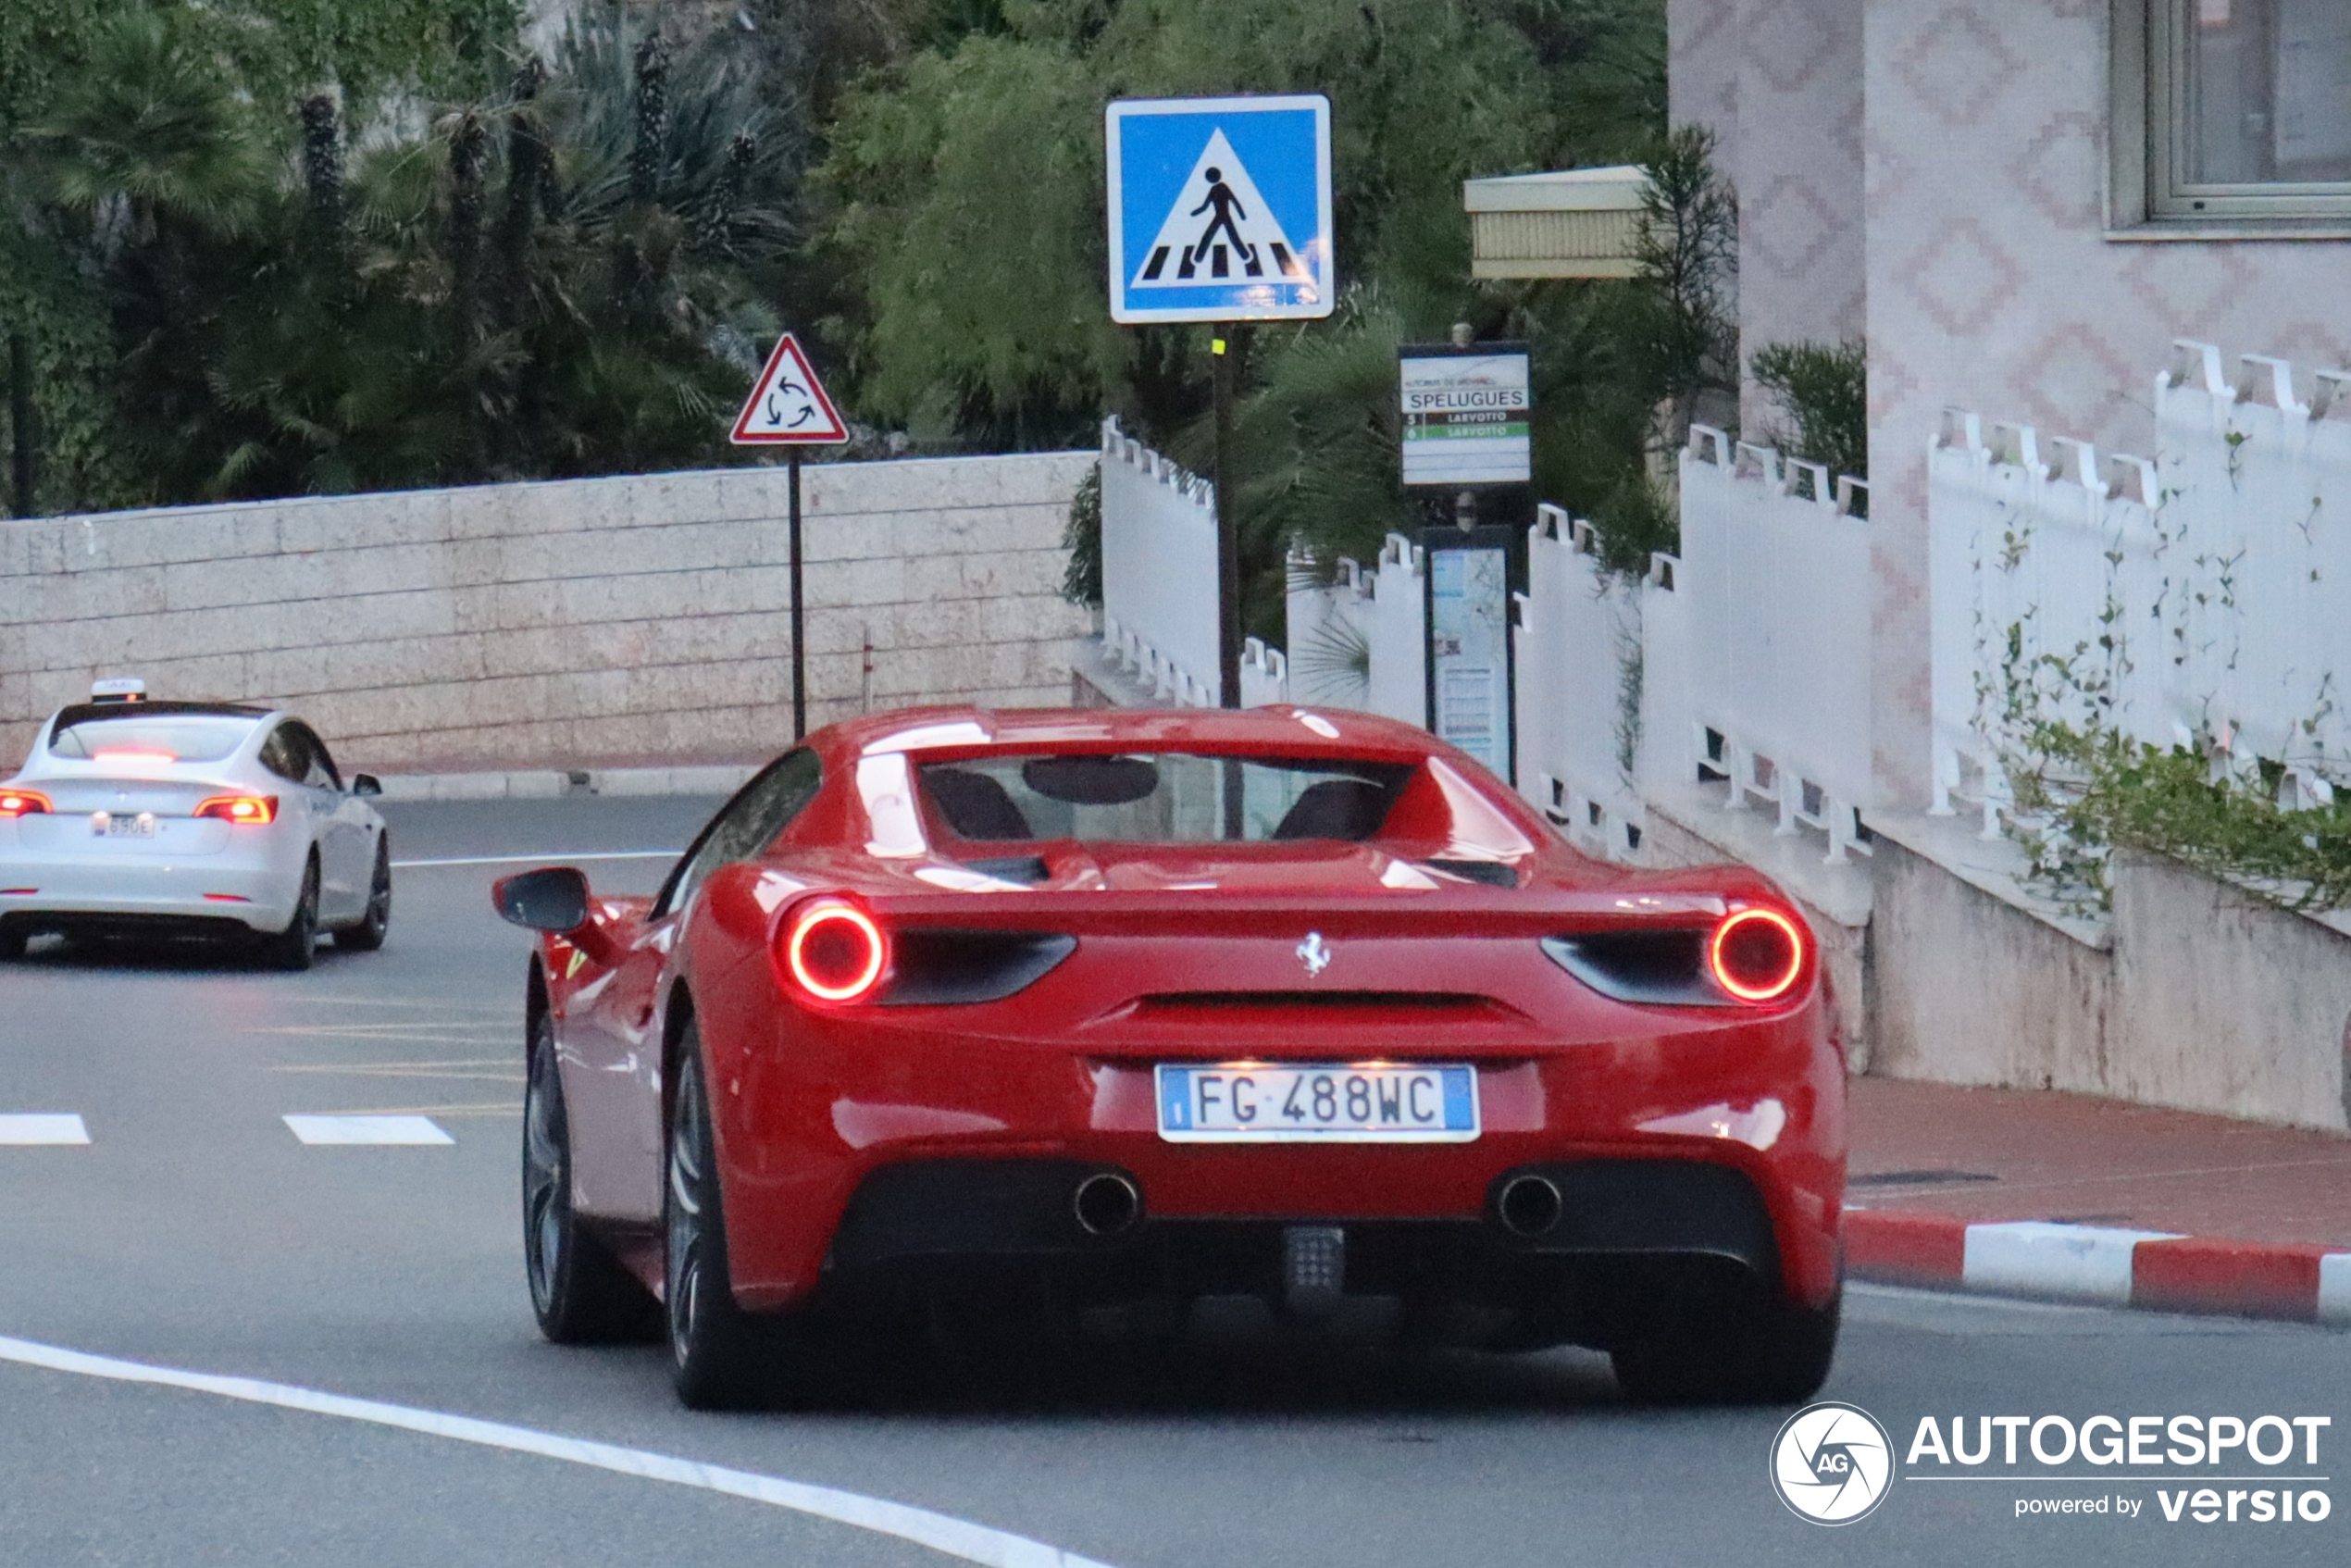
[1212,327,1242,710]
[9,332,34,518]
[1104,93,1334,716]
[788,449,806,740]
[727,330,848,740]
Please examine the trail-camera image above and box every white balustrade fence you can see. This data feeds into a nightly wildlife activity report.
[1283,535,1427,725]
[1932,341,2351,827]
[1098,416,1223,706]
[1673,429,1874,859]
[1240,638,1289,708]
[1515,505,1646,859]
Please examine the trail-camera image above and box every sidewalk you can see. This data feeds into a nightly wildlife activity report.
[1846,1077,2351,1324]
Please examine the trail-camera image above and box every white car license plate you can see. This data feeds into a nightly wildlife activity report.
[1154,1064,1478,1143]
[98,815,155,839]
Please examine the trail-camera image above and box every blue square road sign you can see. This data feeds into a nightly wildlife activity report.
[1105,94,1334,325]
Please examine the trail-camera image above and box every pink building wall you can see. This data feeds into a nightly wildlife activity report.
[1674,0,2351,803]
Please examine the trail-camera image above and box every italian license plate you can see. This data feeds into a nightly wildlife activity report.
[1154,1063,1478,1143]
[99,815,155,838]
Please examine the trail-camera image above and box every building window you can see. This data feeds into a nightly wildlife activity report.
[2121,0,2351,230]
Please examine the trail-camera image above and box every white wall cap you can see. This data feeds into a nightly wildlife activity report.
[1462,166,1651,214]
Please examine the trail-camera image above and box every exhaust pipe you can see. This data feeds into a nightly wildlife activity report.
[1497,1174,1563,1238]
[1074,1171,1142,1237]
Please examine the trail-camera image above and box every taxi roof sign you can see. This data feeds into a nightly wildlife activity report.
[89,677,147,704]
[730,333,849,445]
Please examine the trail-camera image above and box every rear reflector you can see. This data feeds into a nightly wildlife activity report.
[0,790,52,818]
[779,900,889,1004]
[194,795,277,825]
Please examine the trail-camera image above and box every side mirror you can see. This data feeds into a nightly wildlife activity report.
[493,866,591,934]
[351,773,383,798]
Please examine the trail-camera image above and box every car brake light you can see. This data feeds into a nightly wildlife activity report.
[1709,907,1805,1002]
[194,795,278,825]
[0,790,51,817]
[778,900,889,1004]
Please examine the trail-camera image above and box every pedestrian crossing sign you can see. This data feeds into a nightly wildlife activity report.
[1106,94,1334,325]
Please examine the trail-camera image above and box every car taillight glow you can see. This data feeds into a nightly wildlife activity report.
[1709,907,1805,1002]
[780,901,889,1004]
[0,790,51,818]
[194,795,277,825]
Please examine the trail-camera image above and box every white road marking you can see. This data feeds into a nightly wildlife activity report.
[271,997,513,1013]
[259,1022,511,1035]
[282,1114,455,1146]
[0,1114,90,1146]
[312,1103,522,1118]
[0,1334,1117,1568]
[391,851,680,868]
[272,1064,523,1083]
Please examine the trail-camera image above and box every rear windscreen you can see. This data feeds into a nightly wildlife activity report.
[47,716,258,764]
[915,753,1412,844]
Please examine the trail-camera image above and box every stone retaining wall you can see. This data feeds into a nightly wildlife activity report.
[0,453,1094,771]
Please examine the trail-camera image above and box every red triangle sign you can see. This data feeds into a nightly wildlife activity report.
[729,332,849,444]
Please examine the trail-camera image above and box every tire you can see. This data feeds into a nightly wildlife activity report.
[259,856,320,971]
[1611,1288,1840,1406]
[523,1014,658,1343]
[335,834,392,951]
[665,1030,772,1409]
[0,927,24,960]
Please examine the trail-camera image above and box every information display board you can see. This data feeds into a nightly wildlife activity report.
[1399,343,1532,488]
[1424,532,1514,779]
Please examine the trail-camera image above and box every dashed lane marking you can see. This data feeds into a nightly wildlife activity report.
[258,1027,512,1042]
[391,851,680,868]
[300,1102,519,1118]
[282,1114,455,1146]
[267,997,512,1013]
[272,1062,523,1083]
[0,1333,1119,1568]
[0,1114,89,1146]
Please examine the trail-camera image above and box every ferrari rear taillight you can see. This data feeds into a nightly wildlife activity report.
[1709,907,1805,1002]
[0,790,51,817]
[194,794,277,825]
[779,900,889,1004]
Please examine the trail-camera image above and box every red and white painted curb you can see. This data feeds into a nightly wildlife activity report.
[1847,1211,2351,1325]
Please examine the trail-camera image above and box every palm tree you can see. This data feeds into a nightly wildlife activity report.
[15,7,268,244]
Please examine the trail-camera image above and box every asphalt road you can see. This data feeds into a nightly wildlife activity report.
[1,796,2343,1566]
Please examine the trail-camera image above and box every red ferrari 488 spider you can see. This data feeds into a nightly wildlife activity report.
[495,706,1846,1407]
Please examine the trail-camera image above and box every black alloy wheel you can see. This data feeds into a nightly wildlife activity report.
[665,1030,774,1409]
[261,856,320,971]
[335,835,392,951]
[523,1014,657,1342]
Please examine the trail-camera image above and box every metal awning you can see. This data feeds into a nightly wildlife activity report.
[1462,166,1650,280]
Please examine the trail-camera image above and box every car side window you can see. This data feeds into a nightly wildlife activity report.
[258,724,308,784]
[654,749,824,918]
[294,725,341,790]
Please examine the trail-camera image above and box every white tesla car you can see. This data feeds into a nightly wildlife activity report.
[0,683,391,968]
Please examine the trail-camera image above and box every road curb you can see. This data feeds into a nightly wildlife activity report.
[1846,1209,2351,1325]
[374,765,759,803]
